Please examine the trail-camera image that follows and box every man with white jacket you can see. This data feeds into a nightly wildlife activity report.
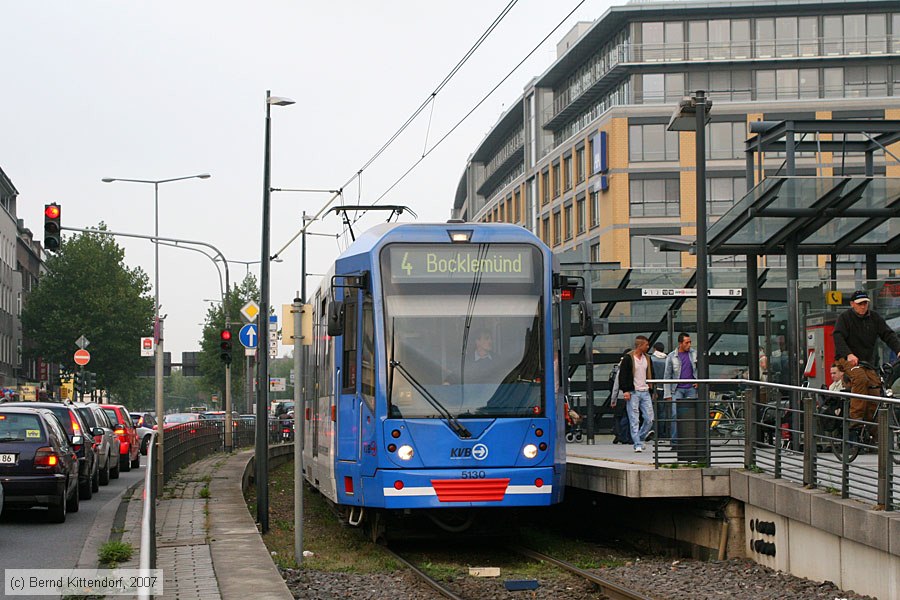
[663,333,698,445]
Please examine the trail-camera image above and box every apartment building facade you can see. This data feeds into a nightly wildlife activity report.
[452,0,900,268]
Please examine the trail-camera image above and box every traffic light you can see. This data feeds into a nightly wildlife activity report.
[219,329,233,365]
[85,372,97,393]
[74,371,84,395]
[44,203,62,251]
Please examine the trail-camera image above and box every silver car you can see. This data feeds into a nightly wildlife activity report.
[130,412,157,455]
[74,403,117,484]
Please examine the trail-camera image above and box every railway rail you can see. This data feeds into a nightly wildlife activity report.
[383,543,653,600]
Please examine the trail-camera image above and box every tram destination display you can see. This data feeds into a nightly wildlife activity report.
[387,244,535,283]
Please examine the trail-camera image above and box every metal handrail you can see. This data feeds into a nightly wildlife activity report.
[650,377,898,510]
[137,430,157,600]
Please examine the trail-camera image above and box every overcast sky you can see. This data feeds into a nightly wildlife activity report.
[1,0,613,360]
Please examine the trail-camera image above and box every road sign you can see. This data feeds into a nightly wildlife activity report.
[241,301,260,323]
[239,324,259,349]
[74,349,91,366]
[269,377,286,392]
[75,335,90,349]
[140,337,155,357]
[269,315,278,358]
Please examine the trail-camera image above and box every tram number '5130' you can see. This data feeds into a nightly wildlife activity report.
[461,470,486,479]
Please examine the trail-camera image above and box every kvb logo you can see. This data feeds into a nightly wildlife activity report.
[449,444,489,460]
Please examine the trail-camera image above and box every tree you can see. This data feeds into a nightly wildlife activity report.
[22,225,154,397]
[199,273,260,400]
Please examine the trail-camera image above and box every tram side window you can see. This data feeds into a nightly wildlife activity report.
[361,300,375,409]
[342,295,358,392]
[319,297,328,394]
[323,305,333,398]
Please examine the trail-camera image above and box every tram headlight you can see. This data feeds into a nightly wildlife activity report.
[523,444,538,459]
[397,445,415,461]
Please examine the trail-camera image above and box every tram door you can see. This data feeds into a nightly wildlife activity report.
[337,291,360,462]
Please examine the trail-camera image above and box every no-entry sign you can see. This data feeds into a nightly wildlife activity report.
[74,349,91,366]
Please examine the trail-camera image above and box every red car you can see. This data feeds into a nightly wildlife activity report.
[100,404,140,472]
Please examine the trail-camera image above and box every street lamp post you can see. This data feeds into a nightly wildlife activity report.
[257,91,294,533]
[667,90,712,463]
[102,173,210,490]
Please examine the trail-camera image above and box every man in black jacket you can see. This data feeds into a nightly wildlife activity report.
[617,335,656,452]
[833,290,900,432]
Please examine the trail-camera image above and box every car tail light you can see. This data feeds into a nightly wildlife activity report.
[114,428,125,435]
[70,413,81,435]
[34,446,59,470]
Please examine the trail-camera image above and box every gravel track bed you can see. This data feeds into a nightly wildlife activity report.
[281,556,875,599]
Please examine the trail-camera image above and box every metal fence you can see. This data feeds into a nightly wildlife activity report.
[648,378,900,509]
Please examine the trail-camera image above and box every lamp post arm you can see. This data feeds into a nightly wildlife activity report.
[60,225,231,322]
[156,241,225,306]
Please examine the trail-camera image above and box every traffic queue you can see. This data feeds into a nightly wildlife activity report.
[0,400,142,523]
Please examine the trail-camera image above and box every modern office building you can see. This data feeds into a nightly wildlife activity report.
[452,0,900,268]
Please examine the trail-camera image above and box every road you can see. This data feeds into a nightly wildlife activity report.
[0,457,146,599]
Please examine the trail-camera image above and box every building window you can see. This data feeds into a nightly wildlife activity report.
[688,20,707,60]
[564,205,573,240]
[590,191,600,228]
[631,235,681,268]
[564,155,573,191]
[590,243,601,262]
[706,176,746,216]
[637,73,684,104]
[552,162,561,198]
[514,191,521,223]
[576,147,585,183]
[629,124,679,162]
[707,121,745,160]
[577,196,586,234]
[630,179,680,217]
[553,210,561,246]
[541,170,550,205]
[542,216,550,245]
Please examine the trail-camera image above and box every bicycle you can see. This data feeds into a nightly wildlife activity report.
[829,360,900,464]
[709,392,745,444]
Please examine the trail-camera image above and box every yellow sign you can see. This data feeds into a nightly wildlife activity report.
[282,303,313,346]
[826,290,843,305]
[18,385,37,401]
[241,300,260,323]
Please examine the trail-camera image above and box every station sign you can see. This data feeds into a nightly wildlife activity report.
[641,288,744,298]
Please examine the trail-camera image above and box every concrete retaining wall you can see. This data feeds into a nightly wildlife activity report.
[731,470,900,599]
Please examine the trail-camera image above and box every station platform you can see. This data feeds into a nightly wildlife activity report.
[565,434,733,498]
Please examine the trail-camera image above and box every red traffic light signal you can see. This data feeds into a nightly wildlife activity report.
[44,203,62,251]
[219,329,233,364]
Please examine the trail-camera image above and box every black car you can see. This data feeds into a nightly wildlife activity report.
[5,402,99,500]
[0,406,80,522]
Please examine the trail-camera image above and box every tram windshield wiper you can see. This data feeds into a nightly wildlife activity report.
[389,359,472,439]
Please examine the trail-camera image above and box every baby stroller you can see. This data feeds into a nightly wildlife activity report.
[564,396,585,443]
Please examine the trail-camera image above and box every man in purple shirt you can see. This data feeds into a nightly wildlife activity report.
[663,333,698,445]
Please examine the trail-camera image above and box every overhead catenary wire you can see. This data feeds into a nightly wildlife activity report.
[350,0,589,226]
[271,0,519,260]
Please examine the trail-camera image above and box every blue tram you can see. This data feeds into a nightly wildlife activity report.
[300,221,567,529]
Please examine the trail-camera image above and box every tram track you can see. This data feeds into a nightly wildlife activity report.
[511,546,654,600]
[384,542,653,600]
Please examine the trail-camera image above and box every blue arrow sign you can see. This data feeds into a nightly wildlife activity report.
[238,324,259,349]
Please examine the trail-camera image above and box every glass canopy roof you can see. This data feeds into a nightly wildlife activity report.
[707,177,900,255]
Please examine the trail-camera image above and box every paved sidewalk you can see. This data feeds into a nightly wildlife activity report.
[110,450,292,600]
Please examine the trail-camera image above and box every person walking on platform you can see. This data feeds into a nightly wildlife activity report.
[833,290,900,439]
[618,335,655,453]
[663,333,698,445]
[650,342,669,438]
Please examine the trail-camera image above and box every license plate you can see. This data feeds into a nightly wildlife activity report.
[0,453,17,464]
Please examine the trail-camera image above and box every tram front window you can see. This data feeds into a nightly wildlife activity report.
[382,243,544,419]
